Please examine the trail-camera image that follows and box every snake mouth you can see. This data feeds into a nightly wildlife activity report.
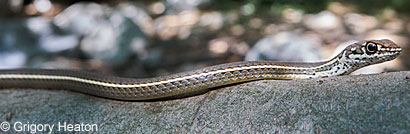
[379,41,401,52]
[381,47,402,56]
[382,47,402,52]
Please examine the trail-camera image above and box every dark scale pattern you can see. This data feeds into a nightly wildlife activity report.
[240,70,248,80]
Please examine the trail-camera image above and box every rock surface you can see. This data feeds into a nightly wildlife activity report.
[245,31,322,62]
[0,71,409,133]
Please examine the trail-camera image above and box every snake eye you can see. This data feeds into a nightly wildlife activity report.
[366,42,377,53]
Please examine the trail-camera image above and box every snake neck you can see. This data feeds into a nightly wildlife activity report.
[311,51,357,78]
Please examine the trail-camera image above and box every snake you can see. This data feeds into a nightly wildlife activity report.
[0,39,402,100]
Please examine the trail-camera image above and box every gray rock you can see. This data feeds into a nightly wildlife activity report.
[302,11,346,42]
[1,71,409,133]
[54,2,148,65]
[245,31,322,62]
[303,11,341,31]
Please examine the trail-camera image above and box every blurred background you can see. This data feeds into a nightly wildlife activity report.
[0,0,409,78]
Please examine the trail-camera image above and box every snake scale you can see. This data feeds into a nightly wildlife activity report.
[0,39,402,100]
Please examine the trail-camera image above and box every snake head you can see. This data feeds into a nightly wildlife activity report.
[342,39,402,69]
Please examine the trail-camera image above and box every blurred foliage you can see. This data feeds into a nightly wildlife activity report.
[200,0,410,14]
[2,0,410,18]
[0,0,409,73]
[345,0,410,14]
[200,0,326,13]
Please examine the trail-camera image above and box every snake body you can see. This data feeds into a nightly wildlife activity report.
[0,39,402,100]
